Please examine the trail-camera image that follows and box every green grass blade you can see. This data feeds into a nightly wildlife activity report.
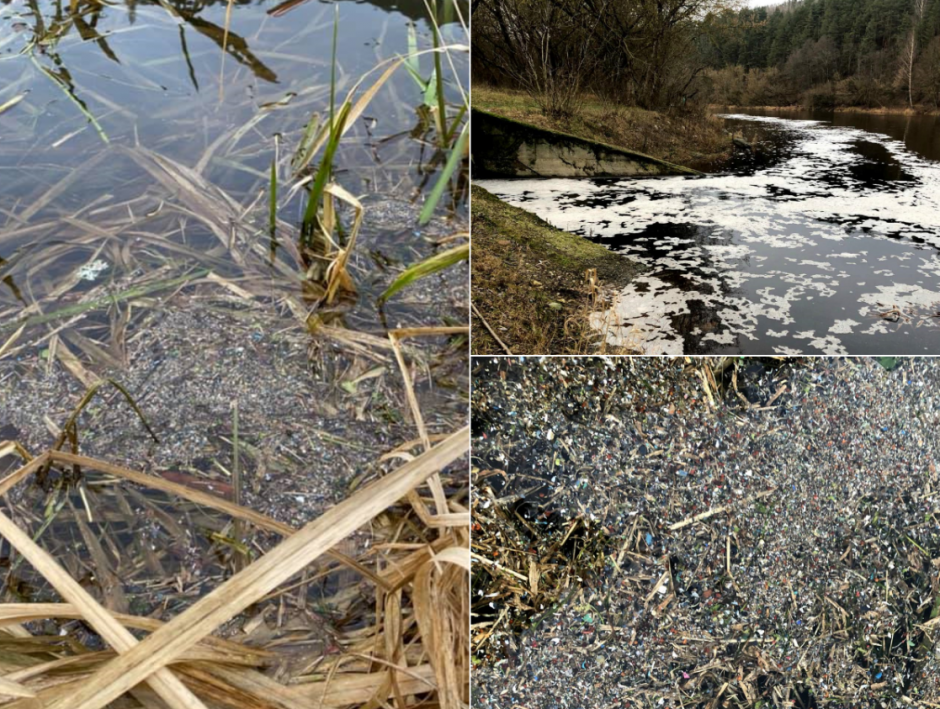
[423,66,439,108]
[31,55,109,144]
[405,23,420,76]
[378,242,468,304]
[418,122,467,225]
[301,101,352,237]
[291,112,322,175]
[430,0,448,144]
[1,269,209,335]
[402,60,428,93]
[329,4,339,157]
[443,101,467,144]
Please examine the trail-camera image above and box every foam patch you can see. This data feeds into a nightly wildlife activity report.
[478,114,940,354]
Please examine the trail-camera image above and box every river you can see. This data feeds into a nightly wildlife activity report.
[476,109,940,355]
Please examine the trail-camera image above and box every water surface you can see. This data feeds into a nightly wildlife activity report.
[0,0,468,342]
[478,111,940,354]
[0,0,469,541]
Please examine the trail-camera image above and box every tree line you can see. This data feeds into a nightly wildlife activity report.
[472,0,737,116]
[472,0,940,116]
[703,0,940,109]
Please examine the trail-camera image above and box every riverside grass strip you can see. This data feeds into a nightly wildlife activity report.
[35,426,467,709]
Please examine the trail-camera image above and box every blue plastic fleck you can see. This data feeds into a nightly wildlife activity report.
[645,533,653,546]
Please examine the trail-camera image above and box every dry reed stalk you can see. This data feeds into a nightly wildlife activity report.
[1,378,467,709]
[0,509,210,709]
[49,451,387,591]
[204,663,437,709]
[44,427,468,709]
[0,324,26,359]
[389,327,471,528]
[322,183,362,305]
[0,454,50,496]
[0,604,268,663]
[0,677,34,700]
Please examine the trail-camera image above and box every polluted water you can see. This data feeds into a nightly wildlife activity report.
[0,0,470,705]
[477,113,940,355]
[0,0,470,541]
[471,356,940,709]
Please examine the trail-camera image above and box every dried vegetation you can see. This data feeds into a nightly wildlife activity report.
[472,356,940,709]
[0,371,469,709]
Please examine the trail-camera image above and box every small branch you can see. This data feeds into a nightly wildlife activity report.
[669,487,778,531]
[472,302,513,355]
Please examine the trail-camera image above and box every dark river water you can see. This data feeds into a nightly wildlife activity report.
[477,110,940,355]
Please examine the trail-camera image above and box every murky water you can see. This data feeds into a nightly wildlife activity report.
[0,0,468,344]
[733,107,940,163]
[0,0,469,569]
[477,111,940,355]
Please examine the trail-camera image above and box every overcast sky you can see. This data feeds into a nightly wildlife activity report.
[745,0,784,6]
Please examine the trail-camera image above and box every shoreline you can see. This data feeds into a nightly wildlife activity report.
[470,185,645,355]
[713,103,940,116]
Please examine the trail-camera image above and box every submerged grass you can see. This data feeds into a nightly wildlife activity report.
[291,1,469,301]
[0,372,469,709]
[1,0,468,366]
[380,241,469,305]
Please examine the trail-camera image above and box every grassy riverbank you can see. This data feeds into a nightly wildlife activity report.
[471,185,644,355]
[473,85,734,168]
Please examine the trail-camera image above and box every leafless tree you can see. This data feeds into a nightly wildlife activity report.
[900,0,928,108]
[473,0,742,112]
[473,0,608,117]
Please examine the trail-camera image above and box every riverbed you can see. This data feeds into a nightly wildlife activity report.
[477,110,940,355]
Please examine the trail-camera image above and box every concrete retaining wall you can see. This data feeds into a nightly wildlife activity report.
[472,108,701,178]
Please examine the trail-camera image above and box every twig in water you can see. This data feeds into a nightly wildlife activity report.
[669,487,778,531]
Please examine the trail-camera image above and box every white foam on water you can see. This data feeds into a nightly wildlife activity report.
[478,114,940,354]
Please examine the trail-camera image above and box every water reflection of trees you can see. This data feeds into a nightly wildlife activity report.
[0,0,469,22]
[14,0,278,95]
[6,0,466,116]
